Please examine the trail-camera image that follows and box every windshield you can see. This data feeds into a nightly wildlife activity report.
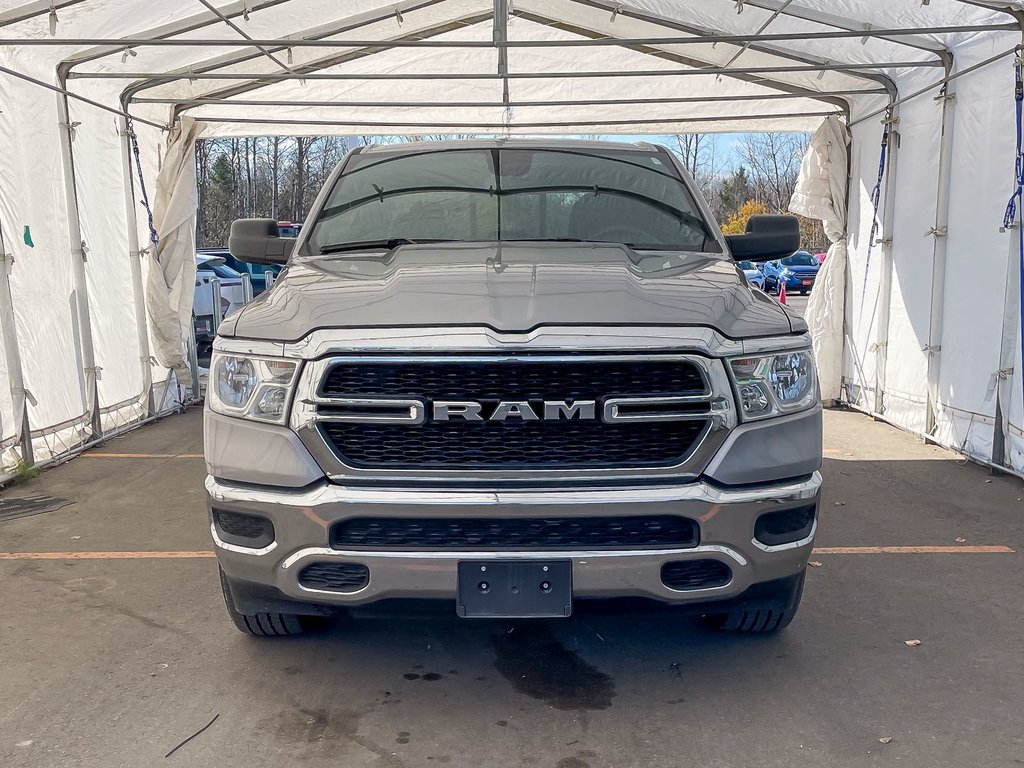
[738,260,756,270]
[305,147,715,254]
[781,252,817,267]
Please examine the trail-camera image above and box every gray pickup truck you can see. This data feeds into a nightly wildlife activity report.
[205,139,822,637]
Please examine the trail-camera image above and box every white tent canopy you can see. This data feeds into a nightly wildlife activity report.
[0,0,1022,476]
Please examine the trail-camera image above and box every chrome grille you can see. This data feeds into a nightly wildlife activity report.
[295,354,733,481]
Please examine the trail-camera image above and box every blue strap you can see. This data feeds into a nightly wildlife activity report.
[1003,60,1024,418]
[125,117,160,257]
[862,110,892,298]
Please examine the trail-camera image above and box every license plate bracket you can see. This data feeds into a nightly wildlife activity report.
[457,560,572,618]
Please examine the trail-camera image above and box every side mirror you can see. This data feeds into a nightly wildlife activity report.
[724,214,800,262]
[228,219,295,265]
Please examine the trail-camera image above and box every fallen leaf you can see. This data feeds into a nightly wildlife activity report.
[955,537,966,543]
[70,535,81,540]
[878,737,893,744]
[904,639,922,647]
[808,561,823,568]
[834,501,846,506]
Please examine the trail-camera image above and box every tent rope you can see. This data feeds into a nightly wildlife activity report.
[125,117,160,257]
[862,106,893,298]
[1002,57,1024,411]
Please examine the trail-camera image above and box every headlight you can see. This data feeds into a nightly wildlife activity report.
[728,350,817,421]
[208,353,299,424]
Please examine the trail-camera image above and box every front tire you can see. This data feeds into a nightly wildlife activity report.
[220,567,306,637]
[706,571,806,633]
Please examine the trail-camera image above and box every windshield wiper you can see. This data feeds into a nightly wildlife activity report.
[503,237,594,242]
[319,238,457,254]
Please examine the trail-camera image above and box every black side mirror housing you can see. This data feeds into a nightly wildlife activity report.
[228,219,295,265]
[724,214,800,262]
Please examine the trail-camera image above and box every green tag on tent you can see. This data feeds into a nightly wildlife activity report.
[23,226,34,248]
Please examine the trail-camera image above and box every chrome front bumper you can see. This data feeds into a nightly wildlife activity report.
[207,472,822,608]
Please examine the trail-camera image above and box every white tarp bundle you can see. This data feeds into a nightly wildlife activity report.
[789,115,851,402]
[0,0,1022,476]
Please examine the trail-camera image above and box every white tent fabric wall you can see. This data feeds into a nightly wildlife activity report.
[0,0,1023,478]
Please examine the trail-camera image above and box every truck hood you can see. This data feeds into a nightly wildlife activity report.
[223,242,801,342]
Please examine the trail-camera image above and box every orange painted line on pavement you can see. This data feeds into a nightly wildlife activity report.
[0,546,1015,560]
[82,452,204,458]
[812,545,1015,554]
[0,551,217,560]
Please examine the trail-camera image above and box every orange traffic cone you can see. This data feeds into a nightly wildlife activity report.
[778,279,787,305]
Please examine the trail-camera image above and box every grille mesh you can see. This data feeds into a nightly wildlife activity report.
[298,562,369,592]
[320,358,707,400]
[317,357,709,470]
[333,515,698,550]
[321,419,707,469]
[661,559,732,590]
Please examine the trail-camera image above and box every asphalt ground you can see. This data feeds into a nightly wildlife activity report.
[2,402,1022,768]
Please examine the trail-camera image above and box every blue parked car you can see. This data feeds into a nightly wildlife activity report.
[737,260,766,290]
[762,251,820,295]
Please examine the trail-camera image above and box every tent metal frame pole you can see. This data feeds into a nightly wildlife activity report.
[0,63,166,129]
[57,0,295,72]
[737,0,950,58]
[133,89,888,108]
[494,0,509,113]
[559,0,895,102]
[68,60,943,81]
[924,65,959,438]
[872,103,901,417]
[1,25,1016,49]
[189,110,842,129]
[985,4,1024,470]
[851,46,1019,126]
[992,196,1021,469]
[0,222,34,468]
[0,0,87,27]
[56,92,103,441]
[142,8,494,120]
[194,0,296,75]
[118,116,155,418]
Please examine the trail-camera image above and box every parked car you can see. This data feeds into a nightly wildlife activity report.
[763,251,820,294]
[737,260,766,290]
[199,247,282,295]
[194,254,247,356]
[207,138,821,637]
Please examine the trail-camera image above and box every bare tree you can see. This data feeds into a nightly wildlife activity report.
[735,132,810,213]
[673,133,717,198]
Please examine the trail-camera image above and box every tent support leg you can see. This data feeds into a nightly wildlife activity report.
[991,222,1020,469]
[989,14,1024,472]
[873,104,901,416]
[56,92,102,440]
[118,116,155,417]
[0,237,34,469]
[924,63,958,437]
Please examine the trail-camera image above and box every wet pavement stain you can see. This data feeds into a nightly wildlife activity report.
[494,720,508,727]
[491,624,615,711]
[396,731,411,744]
[403,671,444,681]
